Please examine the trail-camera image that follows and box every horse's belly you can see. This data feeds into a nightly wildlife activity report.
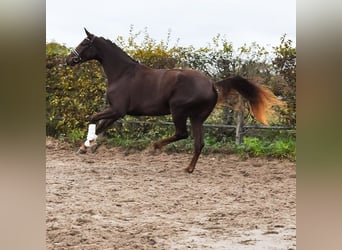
[127,101,171,116]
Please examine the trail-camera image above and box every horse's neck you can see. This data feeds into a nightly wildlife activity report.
[97,44,135,81]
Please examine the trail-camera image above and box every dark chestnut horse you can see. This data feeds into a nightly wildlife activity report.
[66,28,282,173]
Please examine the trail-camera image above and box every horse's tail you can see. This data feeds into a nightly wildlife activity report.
[214,76,284,125]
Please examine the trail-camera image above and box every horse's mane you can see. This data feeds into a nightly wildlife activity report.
[101,37,139,64]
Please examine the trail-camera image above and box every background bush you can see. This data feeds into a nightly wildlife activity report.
[46,29,296,158]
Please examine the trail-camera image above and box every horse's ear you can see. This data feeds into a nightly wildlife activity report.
[84,28,94,39]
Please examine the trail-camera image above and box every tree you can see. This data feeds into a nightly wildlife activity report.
[272,34,296,125]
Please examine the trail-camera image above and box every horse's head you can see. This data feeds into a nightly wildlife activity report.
[66,28,98,66]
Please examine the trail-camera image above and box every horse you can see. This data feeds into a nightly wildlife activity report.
[66,28,282,173]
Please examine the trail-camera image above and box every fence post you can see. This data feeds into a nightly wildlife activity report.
[235,96,245,144]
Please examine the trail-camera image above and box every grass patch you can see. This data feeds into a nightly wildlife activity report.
[102,131,295,160]
[235,136,295,160]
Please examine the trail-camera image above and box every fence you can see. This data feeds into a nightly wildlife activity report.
[49,95,295,144]
[113,97,295,144]
[115,119,295,144]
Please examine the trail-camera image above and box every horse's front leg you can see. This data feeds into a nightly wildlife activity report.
[77,123,99,154]
[90,108,125,134]
[95,118,117,135]
[89,107,116,123]
[77,108,123,154]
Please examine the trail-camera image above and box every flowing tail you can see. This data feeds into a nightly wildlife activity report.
[215,76,284,125]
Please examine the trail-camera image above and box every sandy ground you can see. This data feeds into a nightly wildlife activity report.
[46,137,296,249]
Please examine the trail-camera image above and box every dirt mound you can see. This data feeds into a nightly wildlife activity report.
[46,137,296,249]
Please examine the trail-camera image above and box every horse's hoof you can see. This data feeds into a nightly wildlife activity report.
[76,148,87,154]
[153,142,163,151]
[150,148,161,156]
[90,144,98,153]
[184,167,194,173]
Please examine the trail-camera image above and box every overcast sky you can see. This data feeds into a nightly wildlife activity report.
[46,0,296,49]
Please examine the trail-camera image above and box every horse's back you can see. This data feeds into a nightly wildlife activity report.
[139,67,215,102]
[125,66,217,116]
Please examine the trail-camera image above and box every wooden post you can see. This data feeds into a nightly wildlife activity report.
[235,96,245,144]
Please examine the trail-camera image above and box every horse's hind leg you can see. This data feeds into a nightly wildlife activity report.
[153,113,188,150]
[186,118,204,173]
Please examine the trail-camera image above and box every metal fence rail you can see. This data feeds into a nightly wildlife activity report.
[116,119,295,130]
[115,118,295,144]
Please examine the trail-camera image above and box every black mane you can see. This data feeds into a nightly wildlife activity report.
[101,37,139,64]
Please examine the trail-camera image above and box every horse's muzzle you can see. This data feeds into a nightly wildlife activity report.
[65,56,79,66]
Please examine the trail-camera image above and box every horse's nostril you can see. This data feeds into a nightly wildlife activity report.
[65,57,76,66]
[72,57,80,64]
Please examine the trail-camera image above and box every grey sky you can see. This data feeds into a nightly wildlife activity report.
[46,0,296,49]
